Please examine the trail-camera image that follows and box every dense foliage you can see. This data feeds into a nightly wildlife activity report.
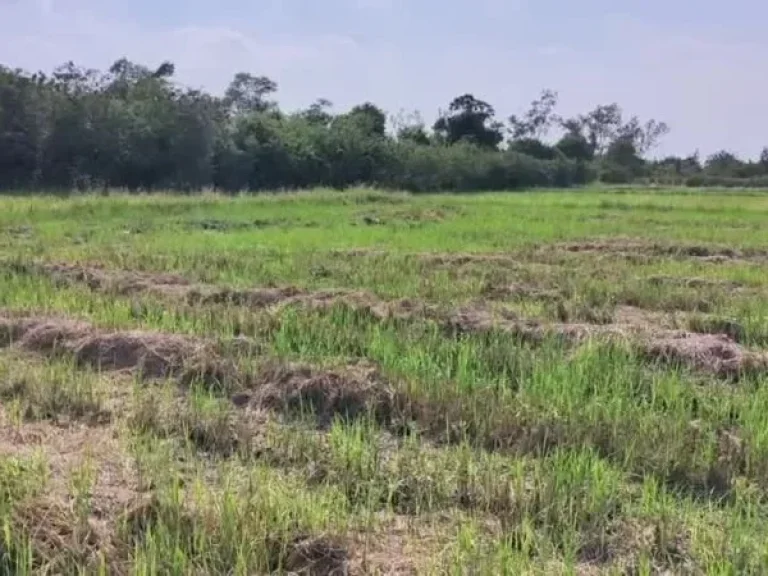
[1,59,765,192]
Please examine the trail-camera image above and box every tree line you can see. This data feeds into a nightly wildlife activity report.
[1,59,767,193]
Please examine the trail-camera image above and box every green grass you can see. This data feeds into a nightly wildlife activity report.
[1,187,768,573]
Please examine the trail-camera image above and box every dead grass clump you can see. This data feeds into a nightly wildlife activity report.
[418,252,522,268]
[442,306,522,335]
[121,494,164,539]
[0,313,236,389]
[441,304,768,379]
[687,316,747,343]
[16,260,453,328]
[11,497,110,573]
[16,317,202,379]
[247,362,397,427]
[552,239,767,263]
[357,206,459,228]
[73,332,202,378]
[0,419,140,575]
[444,306,621,345]
[545,300,615,325]
[282,536,349,575]
[12,317,91,352]
[28,261,377,316]
[120,494,193,544]
[676,245,740,259]
[644,332,768,379]
[612,305,678,332]
[42,262,189,296]
[646,275,743,290]
[188,218,287,232]
[556,239,653,255]
[579,518,694,574]
[354,296,439,323]
[0,315,25,347]
[329,249,527,270]
[190,285,307,307]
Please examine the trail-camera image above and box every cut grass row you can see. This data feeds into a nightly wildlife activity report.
[2,268,768,491]
[5,235,768,342]
[2,349,768,573]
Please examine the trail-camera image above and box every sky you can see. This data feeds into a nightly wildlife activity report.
[1,0,766,158]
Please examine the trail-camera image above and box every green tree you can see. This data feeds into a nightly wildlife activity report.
[556,132,594,162]
[393,110,430,145]
[508,89,559,141]
[0,58,599,192]
[433,94,503,149]
[705,151,742,176]
[509,138,559,160]
[0,67,52,188]
[346,102,387,137]
[617,117,669,155]
[300,98,334,126]
[759,147,768,173]
[224,73,277,116]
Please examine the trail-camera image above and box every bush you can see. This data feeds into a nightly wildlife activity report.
[381,143,588,193]
[600,164,634,184]
[684,175,768,189]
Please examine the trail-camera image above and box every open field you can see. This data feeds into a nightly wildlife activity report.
[2,188,768,574]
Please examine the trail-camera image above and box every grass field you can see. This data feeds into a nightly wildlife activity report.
[2,187,768,574]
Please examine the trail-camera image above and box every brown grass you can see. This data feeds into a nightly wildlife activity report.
[8,254,768,380]
[645,332,768,378]
[0,311,404,428]
[549,239,768,263]
[0,312,221,381]
[247,362,397,428]
[0,410,139,573]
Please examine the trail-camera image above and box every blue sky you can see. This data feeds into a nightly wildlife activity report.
[1,0,766,157]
